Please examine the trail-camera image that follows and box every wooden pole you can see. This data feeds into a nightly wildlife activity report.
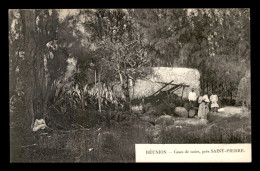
[181,86,185,100]
[151,80,174,96]
[95,69,96,87]
[98,70,101,113]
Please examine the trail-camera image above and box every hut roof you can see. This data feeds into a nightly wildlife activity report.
[130,67,200,99]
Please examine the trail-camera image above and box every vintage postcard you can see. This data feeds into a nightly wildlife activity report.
[9,8,251,163]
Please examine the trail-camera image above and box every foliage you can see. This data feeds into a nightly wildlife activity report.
[236,70,251,108]
[9,8,250,128]
[10,112,250,162]
[131,9,250,97]
[9,9,251,163]
[81,9,153,110]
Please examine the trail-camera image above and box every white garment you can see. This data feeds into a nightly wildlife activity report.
[210,94,218,102]
[188,92,197,101]
[198,96,203,103]
[202,95,210,103]
[210,94,219,108]
[33,119,47,132]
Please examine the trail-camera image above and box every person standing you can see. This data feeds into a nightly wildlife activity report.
[188,88,197,109]
[210,92,219,112]
[198,93,210,119]
[196,92,203,118]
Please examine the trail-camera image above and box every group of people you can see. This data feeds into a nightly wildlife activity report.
[188,88,219,119]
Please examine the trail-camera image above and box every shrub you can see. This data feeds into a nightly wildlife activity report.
[236,70,251,108]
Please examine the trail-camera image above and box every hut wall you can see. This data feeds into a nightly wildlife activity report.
[89,67,201,101]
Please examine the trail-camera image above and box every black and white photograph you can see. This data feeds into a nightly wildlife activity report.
[9,8,251,163]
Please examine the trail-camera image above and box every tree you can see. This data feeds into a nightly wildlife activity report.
[9,9,78,129]
[19,10,38,128]
[82,9,151,111]
[9,9,250,129]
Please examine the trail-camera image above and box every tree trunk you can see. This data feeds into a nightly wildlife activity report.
[126,77,131,112]
[98,70,102,113]
[122,74,131,111]
[230,83,233,102]
[42,75,51,119]
[211,82,214,93]
[21,10,37,129]
[81,91,85,111]
[25,77,35,129]
[216,79,219,95]
[94,69,97,110]
[33,50,45,119]
[95,69,97,87]
[42,94,48,119]
[200,78,204,94]
[206,81,209,94]
[118,70,123,84]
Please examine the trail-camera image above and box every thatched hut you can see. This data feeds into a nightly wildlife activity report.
[88,67,200,106]
[130,67,200,99]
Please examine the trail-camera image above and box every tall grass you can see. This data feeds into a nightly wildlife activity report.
[10,119,153,162]
[160,125,250,144]
[10,112,251,163]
